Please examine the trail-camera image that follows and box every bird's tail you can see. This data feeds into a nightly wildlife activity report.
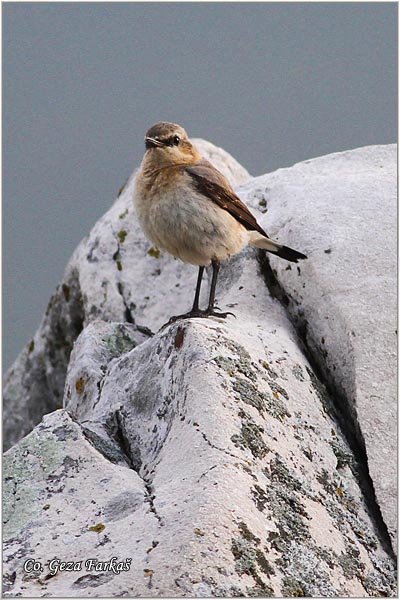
[249,232,307,263]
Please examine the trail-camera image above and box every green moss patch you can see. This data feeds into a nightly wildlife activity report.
[281,576,306,597]
[231,416,270,459]
[232,377,290,420]
[117,229,128,244]
[231,522,275,596]
[147,247,161,259]
[214,355,257,382]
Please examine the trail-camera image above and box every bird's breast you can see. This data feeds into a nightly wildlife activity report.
[133,169,248,265]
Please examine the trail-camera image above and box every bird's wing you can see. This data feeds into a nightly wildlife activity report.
[185,159,268,238]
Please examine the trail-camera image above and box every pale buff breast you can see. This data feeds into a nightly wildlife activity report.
[133,169,249,266]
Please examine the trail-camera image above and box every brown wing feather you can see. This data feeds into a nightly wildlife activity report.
[186,159,268,238]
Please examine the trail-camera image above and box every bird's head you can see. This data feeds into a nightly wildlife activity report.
[142,122,201,169]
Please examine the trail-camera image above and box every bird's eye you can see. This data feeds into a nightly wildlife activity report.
[172,135,181,146]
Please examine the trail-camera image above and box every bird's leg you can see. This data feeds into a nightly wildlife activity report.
[207,259,220,311]
[204,260,235,318]
[161,266,206,328]
[161,262,234,330]
[191,265,205,313]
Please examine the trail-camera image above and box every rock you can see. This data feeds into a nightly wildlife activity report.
[3,142,397,596]
[4,251,397,595]
[3,141,251,451]
[239,144,397,546]
[3,262,85,450]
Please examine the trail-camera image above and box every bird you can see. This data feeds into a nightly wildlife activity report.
[133,122,307,325]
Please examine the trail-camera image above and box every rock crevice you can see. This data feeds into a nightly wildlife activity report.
[258,250,394,558]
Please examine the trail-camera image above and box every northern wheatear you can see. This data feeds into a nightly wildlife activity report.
[133,122,307,324]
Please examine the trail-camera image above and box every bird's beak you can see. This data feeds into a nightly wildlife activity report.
[145,137,164,149]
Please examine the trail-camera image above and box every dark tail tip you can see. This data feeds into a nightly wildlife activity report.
[273,245,308,263]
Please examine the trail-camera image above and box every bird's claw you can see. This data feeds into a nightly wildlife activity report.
[160,307,236,330]
[211,307,237,319]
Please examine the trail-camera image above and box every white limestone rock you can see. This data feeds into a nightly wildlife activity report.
[239,145,397,546]
[3,141,397,597]
[3,251,396,596]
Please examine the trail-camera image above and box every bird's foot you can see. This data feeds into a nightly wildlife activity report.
[207,306,237,320]
[160,307,236,330]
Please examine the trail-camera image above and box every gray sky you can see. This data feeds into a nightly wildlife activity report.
[3,2,397,370]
